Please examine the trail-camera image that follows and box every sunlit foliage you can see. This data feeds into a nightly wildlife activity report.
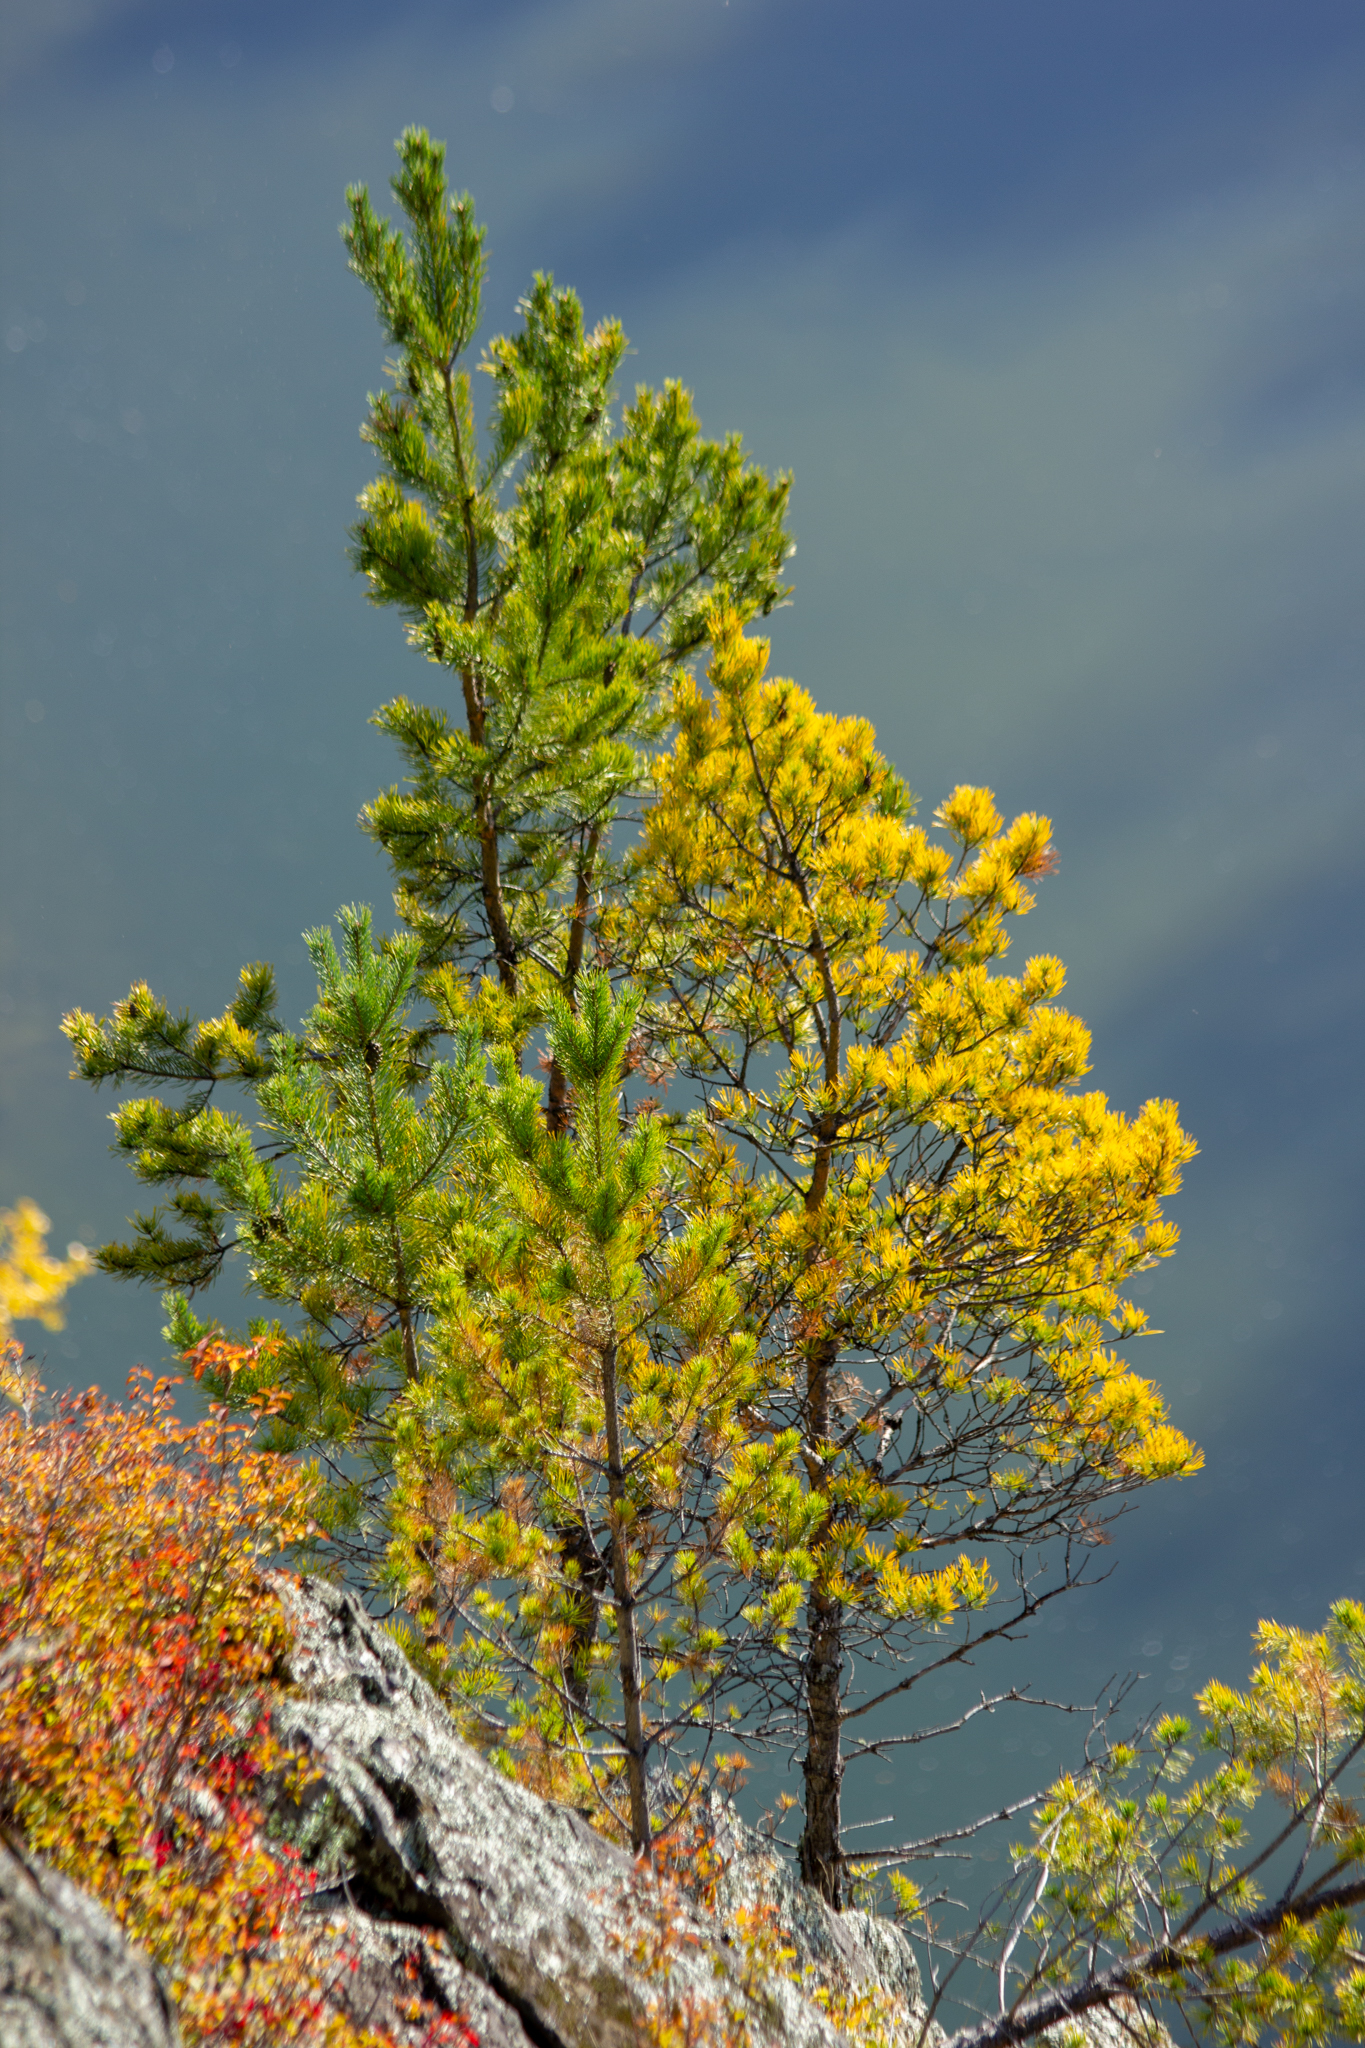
[611,606,1202,1897]
[0,1196,91,1342]
[892,1603,1365,2047]
[0,1354,448,2045]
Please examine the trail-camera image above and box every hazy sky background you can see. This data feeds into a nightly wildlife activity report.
[2,0,1363,1878]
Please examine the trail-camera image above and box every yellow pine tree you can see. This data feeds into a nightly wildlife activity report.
[613,606,1202,1899]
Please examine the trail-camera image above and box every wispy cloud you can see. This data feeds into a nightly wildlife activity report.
[617,149,1365,1018]
[1,0,151,92]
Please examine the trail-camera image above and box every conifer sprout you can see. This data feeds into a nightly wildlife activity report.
[58,127,1365,2044]
[389,970,808,1858]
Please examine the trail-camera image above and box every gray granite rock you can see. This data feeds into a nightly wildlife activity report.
[307,1909,533,2048]
[0,1576,1145,2048]
[272,1573,881,2048]
[696,1792,925,2020]
[0,1835,181,2048]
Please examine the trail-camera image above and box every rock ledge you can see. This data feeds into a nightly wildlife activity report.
[274,1573,933,2048]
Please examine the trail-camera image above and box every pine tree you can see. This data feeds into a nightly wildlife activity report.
[344,127,792,1121]
[387,973,808,1856]
[611,608,1202,1900]
[62,121,790,1543]
[67,133,1201,1906]
[65,122,793,1289]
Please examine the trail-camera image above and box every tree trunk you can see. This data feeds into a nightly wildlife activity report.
[555,1518,609,1715]
[799,1587,845,1905]
[798,1330,844,1904]
[600,1338,652,1859]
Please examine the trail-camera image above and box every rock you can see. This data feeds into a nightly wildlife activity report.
[696,1792,925,2020]
[272,1572,932,2048]
[0,1833,181,2048]
[304,1910,533,2048]
[0,1572,1151,2048]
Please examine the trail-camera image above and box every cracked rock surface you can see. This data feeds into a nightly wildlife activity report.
[0,1834,181,2048]
[274,1574,932,2048]
[0,1574,1155,2048]
[697,1792,926,2022]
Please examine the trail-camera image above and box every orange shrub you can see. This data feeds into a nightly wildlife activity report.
[0,1342,476,2046]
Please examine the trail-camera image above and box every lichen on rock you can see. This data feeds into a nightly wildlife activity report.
[0,1833,182,2048]
[271,1573,937,2048]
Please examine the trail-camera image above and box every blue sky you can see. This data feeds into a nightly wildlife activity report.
[2,0,1363,1863]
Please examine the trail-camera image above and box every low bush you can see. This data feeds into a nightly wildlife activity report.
[0,1341,474,2046]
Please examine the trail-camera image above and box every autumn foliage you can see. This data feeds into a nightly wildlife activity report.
[0,1342,474,2046]
[0,1195,92,1343]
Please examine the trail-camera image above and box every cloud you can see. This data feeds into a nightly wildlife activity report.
[0,0,151,92]
[616,152,1365,1020]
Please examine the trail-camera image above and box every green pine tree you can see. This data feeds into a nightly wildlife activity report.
[345,127,792,1117]
[67,909,484,1559]
[388,972,808,1857]
[62,122,793,1496]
